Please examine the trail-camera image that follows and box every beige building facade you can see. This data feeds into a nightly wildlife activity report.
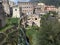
[35,3,45,15]
[18,2,34,15]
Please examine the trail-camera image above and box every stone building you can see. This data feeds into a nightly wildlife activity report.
[12,5,21,18]
[45,5,57,12]
[34,3,46,15]
[27,14,41,27]
[2,0,10,16]
[0,1,6,28]
[18,2,34,15]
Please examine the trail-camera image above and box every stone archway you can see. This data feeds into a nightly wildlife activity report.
[0,19,2,28]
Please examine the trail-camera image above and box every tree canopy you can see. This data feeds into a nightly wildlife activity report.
[30,0,60,7]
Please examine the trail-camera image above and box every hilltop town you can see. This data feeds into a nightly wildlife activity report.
[0,0,60,27]
[0,0,60,45]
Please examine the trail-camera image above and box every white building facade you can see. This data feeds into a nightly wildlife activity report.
[12,6,21,18]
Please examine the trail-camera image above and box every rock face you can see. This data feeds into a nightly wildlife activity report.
[18,2,34,15]
[0,1,6,28]
[2,0,10,16]
[27,14,41,27]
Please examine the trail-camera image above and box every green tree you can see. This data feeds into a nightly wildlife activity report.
[26,26,40,45]
[38,13,60,45]
[39,0,60,7]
